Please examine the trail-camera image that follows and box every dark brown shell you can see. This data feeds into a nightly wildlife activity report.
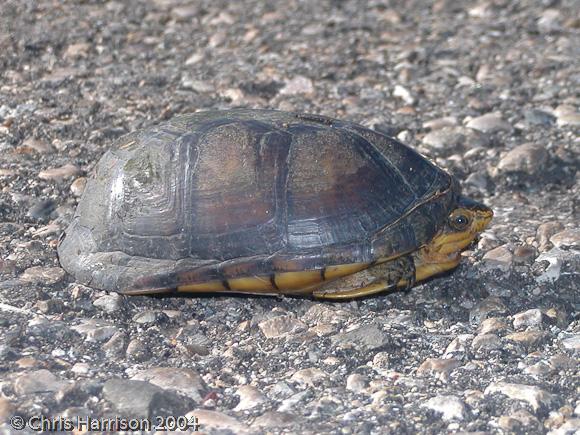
[58,109,457,292]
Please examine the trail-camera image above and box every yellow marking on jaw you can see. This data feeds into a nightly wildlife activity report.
[178,281,226,292]
[275,270,323,289]
[228,276,274,292]
[324,263,369,280]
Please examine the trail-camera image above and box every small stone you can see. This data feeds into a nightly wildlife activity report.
[64,42,90,58]
[513,309,544,330]
[103,379,193,419]
[171,5,200,20]
[482,245,513,271]
[422,395,466,421]
[132,310,160,324]
[498,409,541,431]
[505,331,549,348]
[550,229,580,248]
[561,334,580,350]
[485,382,556,411]
[556,112,580,127]
[132,367,207,402]
[71,319,118,342]
[524,109,555,126]
[346,374,368,393]
[513,245,538,264]
[14,369,69,395]
[180,77,214,93]
[537,9,562,33]
[70,177,87,197]
[472,333,502,351]
[258,315,307,338]
[536,222,565,251]
[371,352,391,369]
[444,334,474,356]
[38,164,81,181]
[417,358,461,377]
[280,76,314,95]
[20,266,66,285]
[290,368,327,386]
[423,116,458,130]
[126,339,151,362]
[331,322,389,351]
[497,143,549,175]
[548,418,580,434]
[186,410,248,433]
[549,354,576,370]
[234,385,267,411]
[0,397,15,420]
[466,113,511,133]
[27,199,55,221]
[93,294,123,313]
[525,360,553,376]
[470,297,508,325]
[393,85,415,105]
[71,363,90,375]
[478,317,510,335]
[20,137,53,153]
[252,411,297,428]
[103,331,128,357]
[422,127,465,154]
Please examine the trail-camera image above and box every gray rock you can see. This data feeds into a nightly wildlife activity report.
[14,369,69,395]
[71,319,118,342]
[234,385,267,411]
[102,379,193,419]
[252,411,297,428]
[132,310,160,324]
[513,309,544,330]
[38,163,81,181]
[27,199,56,221]
[290,368,327,386]
[485,382,556,411]
[132,367,207,402]
[560,334,580,351]
[496,143,549,175]
[550,229,580,248]
[417,358,461,377]
[126,339,151,362]
[548,418,580,435]
[422,127,465,154]
[186,410,248,434]
[70,177,87,197]
[524,109,556,126]
[478,317,511,335]
[258,315,307,338]
[469,297,508,325]
[466,113,511,133]
[422,395,467,421]
[536,222,565,251]
[482,245,513,271]
[93,293,123,313]
[280,76,314,95]
[20,266,66,285]
[331,322,390,351]
[472,333,503,351]
[346,373,368,393]
[102,331,128,357]
[505,331,550,348]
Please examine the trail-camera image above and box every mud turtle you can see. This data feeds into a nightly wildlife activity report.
[58,109,492,299]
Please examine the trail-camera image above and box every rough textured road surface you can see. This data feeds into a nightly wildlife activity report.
[0,0,578,434]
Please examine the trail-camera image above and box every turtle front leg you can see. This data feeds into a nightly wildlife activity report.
[313,256,416,300]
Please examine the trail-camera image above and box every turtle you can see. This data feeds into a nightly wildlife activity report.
[57,109,492,300]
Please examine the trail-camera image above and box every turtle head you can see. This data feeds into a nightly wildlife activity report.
[410,196,493,283]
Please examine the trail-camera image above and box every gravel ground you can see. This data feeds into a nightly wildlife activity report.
[1,0,579,434]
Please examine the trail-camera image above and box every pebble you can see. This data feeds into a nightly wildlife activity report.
[554,105,580,127]
[469,297,508,325]
[258,315,307,339]
[444,334,473,356]
[331,322,389,351]
[422,127,465,154]
[561,334,580,351]
[548,418,580,434]
[550,229,580,248]
[20,137,53,153]
[20,266,66,285]
[523,109,556,126]
[498,409,541,431]
[126,339,151,362]
[252,411,297,428]
[38,164,81,181]
[346,373,368,393]
[186,409,249,434]
[496,143,549,175]
[466,113,511,133]
[485,382,556,411]
[513,245,538,264]
[93,293,123,313]
[422,395,466,421]
[290,368,327,386]
[102,331,128,357]
[482,245,513,271]
[513,309,544,330]
[417,358,461,377]
[472,333,502,351]
[70,177,87,197]
[13,369,69,395]
[234,385,267,411]
[536,222,565,251]
[132,310,161,324]
[478,317,510,335]
[505,331,549,348]
[280,76,314,95]
[132,367,207,402]
[393,85,415,105]
[27,199,56,221]
[423,116,458,130]
[102,379,193,419]
[71,319,118,342]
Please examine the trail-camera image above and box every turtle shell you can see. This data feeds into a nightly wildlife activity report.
[58,109,458,293]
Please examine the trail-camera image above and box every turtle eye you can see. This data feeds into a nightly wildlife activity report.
[450,213,470,231]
